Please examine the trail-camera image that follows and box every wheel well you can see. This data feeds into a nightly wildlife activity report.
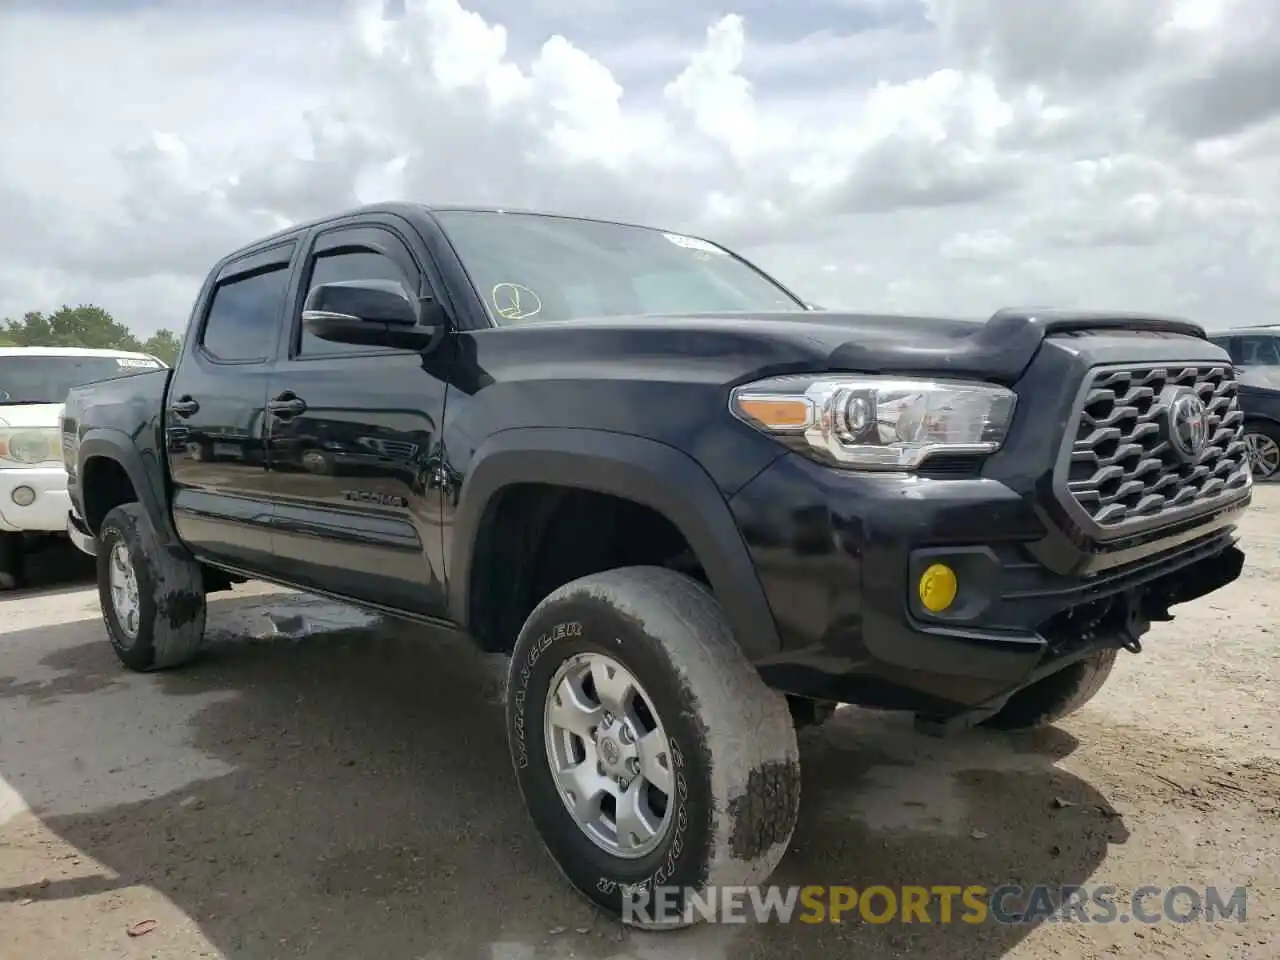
[466,484,706,653]
[81,456,138,535]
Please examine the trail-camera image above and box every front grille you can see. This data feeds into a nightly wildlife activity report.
[1060,363,1249,530]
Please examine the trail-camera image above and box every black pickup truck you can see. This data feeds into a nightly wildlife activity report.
[61,203,1252,927]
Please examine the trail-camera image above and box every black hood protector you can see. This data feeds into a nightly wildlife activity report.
[819,307,1208,383]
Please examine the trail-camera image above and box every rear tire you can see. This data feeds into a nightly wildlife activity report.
[97,503,208,672]
[981,648,1117,731]
[505,566,800,929]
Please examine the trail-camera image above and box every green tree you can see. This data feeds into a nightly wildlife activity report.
[1,304,181,364]
[141,329,181,365]
[4,305,140,350]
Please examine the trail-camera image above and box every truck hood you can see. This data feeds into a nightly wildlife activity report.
[495,308,1209,385]
[0,402,63,428]
[1237,367,1280,391]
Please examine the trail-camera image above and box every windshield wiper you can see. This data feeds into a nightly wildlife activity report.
[0,399,60,405]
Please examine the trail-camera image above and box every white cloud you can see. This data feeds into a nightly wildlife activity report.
[0,0,1278,334]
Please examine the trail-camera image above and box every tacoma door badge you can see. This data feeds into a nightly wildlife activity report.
[343,490,408,507]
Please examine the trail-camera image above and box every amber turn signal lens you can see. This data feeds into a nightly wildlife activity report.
[735,397,812,430]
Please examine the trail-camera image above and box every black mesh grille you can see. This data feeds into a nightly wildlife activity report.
[1061,364,1249,529]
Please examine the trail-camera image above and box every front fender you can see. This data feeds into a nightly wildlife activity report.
[448,427,782,662]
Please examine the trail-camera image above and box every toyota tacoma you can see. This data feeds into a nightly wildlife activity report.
[61,203,1252,927]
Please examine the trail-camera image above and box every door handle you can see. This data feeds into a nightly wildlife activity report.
[267,393,307,417]
[169,397,199,417]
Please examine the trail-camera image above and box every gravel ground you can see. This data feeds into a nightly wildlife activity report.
[0,489,1277,960]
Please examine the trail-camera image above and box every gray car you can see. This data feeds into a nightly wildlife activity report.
[1208,325,1280,478]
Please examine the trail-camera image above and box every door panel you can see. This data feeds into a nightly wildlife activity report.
[168,243,294,568]
[264,225,449,616]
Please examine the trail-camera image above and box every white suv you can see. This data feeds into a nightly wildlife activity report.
[0,346,165,589]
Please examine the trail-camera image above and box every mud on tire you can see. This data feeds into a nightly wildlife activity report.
[505,565,801,929]
[97,502,208,672]
[981,648,1118,731]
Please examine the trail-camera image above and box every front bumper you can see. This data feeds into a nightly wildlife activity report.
[729,451,1249,717]
[0,466,73,535]
[67,507,96,557]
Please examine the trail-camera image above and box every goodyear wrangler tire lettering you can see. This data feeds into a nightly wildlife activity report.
[641,745,689,892]
[512,622,582,769]
[503,566,801,929]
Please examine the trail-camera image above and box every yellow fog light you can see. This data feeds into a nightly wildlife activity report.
[918,563,958,613]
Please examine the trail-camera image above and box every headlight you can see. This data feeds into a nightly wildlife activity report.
[0,427,62,466]
[730,375,1017,470]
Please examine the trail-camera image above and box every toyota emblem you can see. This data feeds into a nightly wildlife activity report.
[1168,390,1210,461]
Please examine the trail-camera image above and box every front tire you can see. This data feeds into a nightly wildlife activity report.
[981,648,1117,731]
[505,566,800,929]
[97,503,208,672]
[1243,420,1280,480]
[0,532,25,591]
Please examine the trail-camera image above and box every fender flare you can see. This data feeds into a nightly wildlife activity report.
[447,427,782,662]
[77,429,187,554]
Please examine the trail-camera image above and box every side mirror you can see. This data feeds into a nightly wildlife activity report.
[302,279,446,351]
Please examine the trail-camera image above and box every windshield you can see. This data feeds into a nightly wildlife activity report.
[0,354,164,404]
[433,210,805,325]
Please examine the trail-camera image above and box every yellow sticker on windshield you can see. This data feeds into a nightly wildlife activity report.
[492,283,543,321]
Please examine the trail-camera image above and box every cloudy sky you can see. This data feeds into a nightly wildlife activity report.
[1,0,1278,336]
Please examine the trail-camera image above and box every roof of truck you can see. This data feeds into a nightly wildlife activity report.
[1208,325,1280,336]
[223,202,692,260]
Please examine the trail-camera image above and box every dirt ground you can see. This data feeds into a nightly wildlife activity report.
[0,489,1277,960]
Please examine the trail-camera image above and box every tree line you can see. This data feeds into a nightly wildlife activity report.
[1,305,181,366]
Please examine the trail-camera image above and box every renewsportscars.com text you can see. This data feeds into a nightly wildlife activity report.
[622,884,1249,926]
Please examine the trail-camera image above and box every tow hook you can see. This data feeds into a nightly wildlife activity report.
[1119,591,1149,655]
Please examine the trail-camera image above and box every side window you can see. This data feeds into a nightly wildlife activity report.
[1261,337,1280,366]
[1235,336,1280,366]
[200,264,289,363]
[1209,337,1245,364]
[297,248,415,357]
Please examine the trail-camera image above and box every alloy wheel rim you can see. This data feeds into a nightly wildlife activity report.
[108,541,141,642]
[542,651,675,859]
[1244,432,1280,478]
